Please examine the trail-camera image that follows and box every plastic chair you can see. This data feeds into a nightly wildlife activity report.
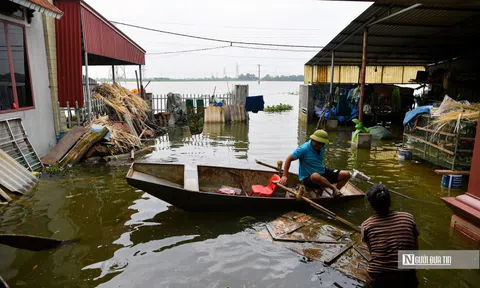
[251,174,281,197]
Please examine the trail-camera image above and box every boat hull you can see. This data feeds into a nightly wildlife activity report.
[126,168,364,212]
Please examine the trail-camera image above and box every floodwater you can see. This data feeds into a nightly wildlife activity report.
[0,81,478,287]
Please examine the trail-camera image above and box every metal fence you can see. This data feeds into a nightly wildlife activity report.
[57,98,107,130]
[151,94,233,114]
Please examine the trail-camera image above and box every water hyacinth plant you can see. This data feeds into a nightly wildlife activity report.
[264,103,293,113]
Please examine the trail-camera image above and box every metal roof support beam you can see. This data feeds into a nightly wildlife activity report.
[312,5,394,65]
[353,20,450,29]
[359,28,368,123]
[139,65,144,99]
[339,32,426,40]
[112,65,115,83]
[367,3,423,27]
[85,51,91,123]
[329,43,429,49]
[330,51,335,94]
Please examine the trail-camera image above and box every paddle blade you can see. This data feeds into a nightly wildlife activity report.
[0,234,79,251]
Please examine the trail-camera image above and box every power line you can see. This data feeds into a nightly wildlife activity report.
[148,45,230,55]
[232,45,318,53]
[147,45,318,56]
[108,18,325,31]
[110,21,324,49]
[151,52,308,60]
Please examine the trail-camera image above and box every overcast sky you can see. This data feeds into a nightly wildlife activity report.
[85,0,372,79]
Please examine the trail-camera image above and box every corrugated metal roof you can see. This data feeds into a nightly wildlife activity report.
[9,0,64,19]
[54,0,146,107]
[80,2,145,65]
[55,0,83,108]
[0,150,38,195]
[307,3,480,66]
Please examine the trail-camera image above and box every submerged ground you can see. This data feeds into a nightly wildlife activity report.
[0,82,477,287]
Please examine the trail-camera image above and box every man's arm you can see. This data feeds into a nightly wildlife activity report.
[279,154,295,185]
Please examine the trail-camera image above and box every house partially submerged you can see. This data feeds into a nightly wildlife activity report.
[0,0,63,157]
[306,0,480,243]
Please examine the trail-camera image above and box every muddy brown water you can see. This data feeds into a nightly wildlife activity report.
[0,82,478,287]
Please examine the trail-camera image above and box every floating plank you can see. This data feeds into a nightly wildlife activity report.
[41,126,87,165]
[59,128,109,167]
[258,211,369,283]
[434,169,470,176]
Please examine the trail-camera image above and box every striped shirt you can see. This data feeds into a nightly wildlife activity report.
[361,211,419,274]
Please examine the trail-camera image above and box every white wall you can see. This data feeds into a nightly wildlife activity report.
[0,11,56,157]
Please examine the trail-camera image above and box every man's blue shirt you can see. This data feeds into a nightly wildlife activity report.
[292,140,326,180]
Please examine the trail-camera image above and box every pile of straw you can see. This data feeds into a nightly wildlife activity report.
[93,83,150,120]
[89,116,140,153]
[431,102,480,126]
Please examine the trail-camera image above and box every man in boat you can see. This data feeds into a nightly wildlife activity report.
[279,129,351,197]
[361,184,419,288]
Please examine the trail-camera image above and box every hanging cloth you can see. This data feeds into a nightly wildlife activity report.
[245,95,265,113]
[391,87,401,113]
[336,90,351,117]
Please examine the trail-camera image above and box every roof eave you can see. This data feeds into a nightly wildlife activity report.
[9,0,64,19]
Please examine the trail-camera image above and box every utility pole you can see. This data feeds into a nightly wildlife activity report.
[236,63,239,78]
[258,64,261,84]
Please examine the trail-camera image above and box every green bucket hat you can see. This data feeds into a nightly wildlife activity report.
[310,129,329,144]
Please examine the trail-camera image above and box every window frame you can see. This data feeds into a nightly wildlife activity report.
[0,18,35,114]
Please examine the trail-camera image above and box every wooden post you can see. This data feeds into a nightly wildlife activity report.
[75,101,80,126]
[66,101,71,129]
[359,28,368,123]
[57,101,63,133]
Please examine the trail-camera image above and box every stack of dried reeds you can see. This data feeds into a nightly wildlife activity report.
[428,100,479,139]
[88,83,165,156]
[431,102,480,125]
[92,83,150,120]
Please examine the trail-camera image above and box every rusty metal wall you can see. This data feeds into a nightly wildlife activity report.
[80,2,145,65]
[54,0,83,107]
[305,65,424,84]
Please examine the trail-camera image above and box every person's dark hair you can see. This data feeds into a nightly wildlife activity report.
[366,184,391,216]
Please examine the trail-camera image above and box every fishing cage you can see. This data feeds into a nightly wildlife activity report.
[402,114,476,170]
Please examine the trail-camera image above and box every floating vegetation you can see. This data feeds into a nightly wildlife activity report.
[264,103,293,113]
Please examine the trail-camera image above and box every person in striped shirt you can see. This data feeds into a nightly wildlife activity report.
[361,184,420,288]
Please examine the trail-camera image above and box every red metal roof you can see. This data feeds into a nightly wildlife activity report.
[9,0,64,19]
[54,0,146,107]
[80,1,145,65]
[55,0,83,108]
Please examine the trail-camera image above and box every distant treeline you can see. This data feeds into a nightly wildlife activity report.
[97,74,304,82]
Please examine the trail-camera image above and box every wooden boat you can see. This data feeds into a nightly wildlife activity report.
[126,162,365,212]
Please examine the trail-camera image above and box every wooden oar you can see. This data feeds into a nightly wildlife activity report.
[255,159,284,174]
[0,234,79,251]
[274,182,361,233]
